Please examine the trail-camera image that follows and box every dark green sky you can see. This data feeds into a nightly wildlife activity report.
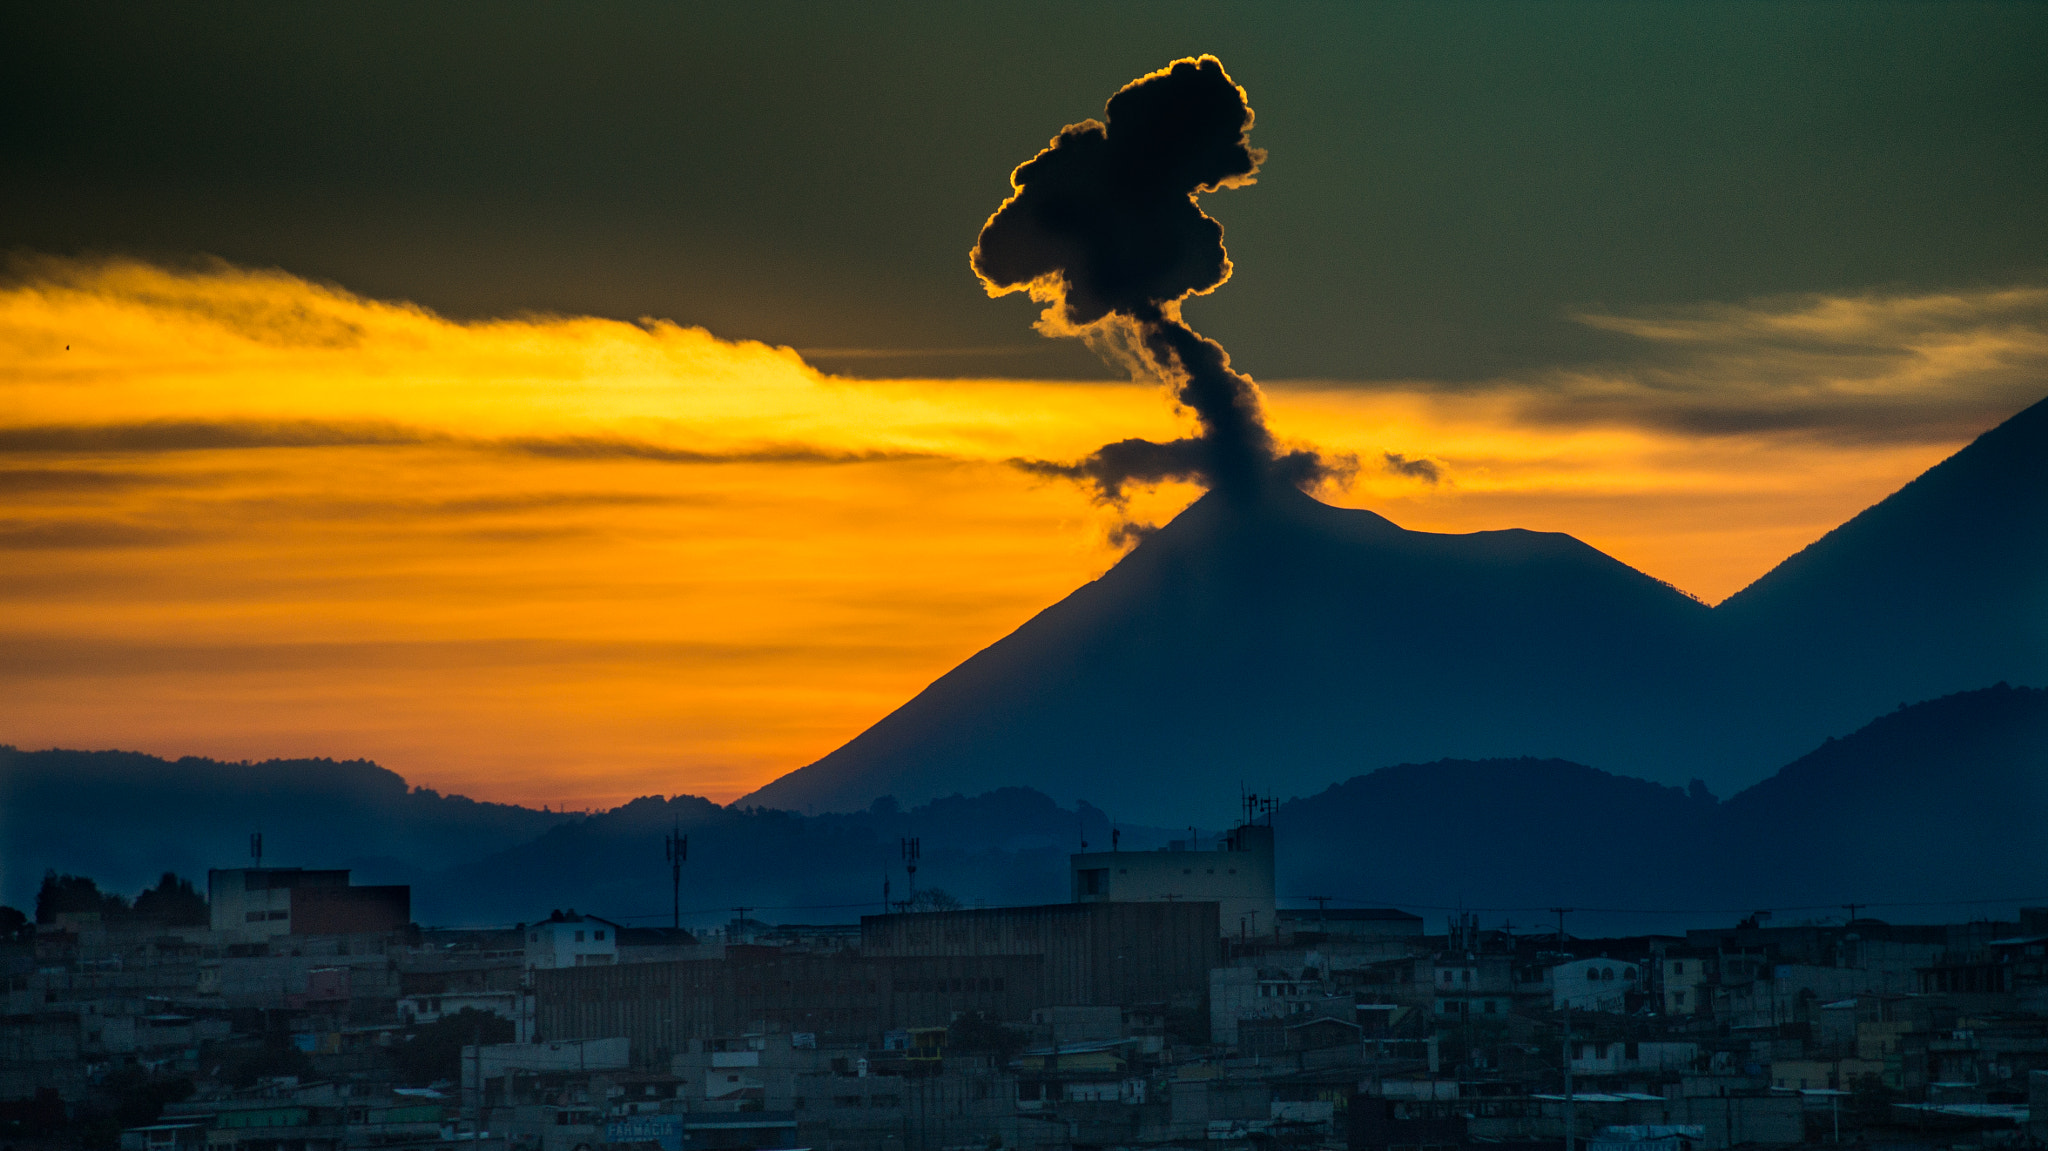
[6,2,2045,382]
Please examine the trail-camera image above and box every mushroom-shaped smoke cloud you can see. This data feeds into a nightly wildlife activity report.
[972,55,1348,512]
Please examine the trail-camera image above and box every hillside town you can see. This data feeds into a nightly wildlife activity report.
[6,806,2047,1151]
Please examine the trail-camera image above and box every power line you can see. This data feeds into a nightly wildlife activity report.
[1281,893,2048,916]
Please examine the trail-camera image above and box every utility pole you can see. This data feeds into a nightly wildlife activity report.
[663,822,687,931]
[1551,907,1575,1151]
[1549,907,1574,949]
[730,907,752,943]
[250,831,263,869]
[471,1022,482,1151]
[1310,895,1330,932]
[1562,997,1575,1151]
[1842,903,1863,924]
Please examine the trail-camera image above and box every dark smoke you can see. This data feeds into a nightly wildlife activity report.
[972,55,1344,513]
[1382,451,1442,484]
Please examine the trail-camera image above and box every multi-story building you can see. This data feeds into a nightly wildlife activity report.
[206,868,409,944]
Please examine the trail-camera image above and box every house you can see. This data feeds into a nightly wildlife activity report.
[524,910,619,970]
[1552,957,1643,1013]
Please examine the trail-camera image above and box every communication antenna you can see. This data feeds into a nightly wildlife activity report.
[249,831,263,869]
[1111,827,1120,852]
[900,837,920,906]
[882,876,891,913]
[663,822,688,930]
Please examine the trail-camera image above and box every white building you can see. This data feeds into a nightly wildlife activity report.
[1070,821,1275,937]
[1552,957,1643,1013]
[524,912,619,970]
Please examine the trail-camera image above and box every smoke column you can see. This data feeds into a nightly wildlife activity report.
[971,55,1345,514]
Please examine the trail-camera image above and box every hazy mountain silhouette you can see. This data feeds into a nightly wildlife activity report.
[1274,685,2048,931]
[424,787,1177,926]
[0,748,570,909]
[745,395,2048,821]
[1273,758,1720,924]
[1714,682,2048,907]
[9,688,2038,930]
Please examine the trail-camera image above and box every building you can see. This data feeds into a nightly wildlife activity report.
[1069,821,1275,937]
[533,950,1043,1064]
[206,868,410,943]
[861,901,1220,1012]
[524,911,620,969]
[1278,907,1425,938]
[1552,956,1644,1013]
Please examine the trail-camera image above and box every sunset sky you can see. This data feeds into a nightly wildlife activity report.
[5,5,2047,809]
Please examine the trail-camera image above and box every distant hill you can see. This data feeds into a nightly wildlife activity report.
[1715,682,2048,907]
[1273,685,2048,931]
[5,688,2043,929]
[0,748,571,909]
[426,786,1177,926]
[745,394,2048,821]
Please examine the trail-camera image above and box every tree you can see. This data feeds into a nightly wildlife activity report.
[907,888,962,913]
[0,905,29,941]
[133,873,209,925]
[34,871,127,924]
[392,1008,516,1086]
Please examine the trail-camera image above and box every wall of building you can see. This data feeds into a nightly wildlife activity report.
[861,902,1219,1012]
[1069,824,1274,936]
[533,951,1045,1064]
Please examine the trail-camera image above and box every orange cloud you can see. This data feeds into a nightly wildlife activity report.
[0,259,2027,806]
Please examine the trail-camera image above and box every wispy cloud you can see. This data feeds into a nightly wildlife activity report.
[1528,287,2048,444]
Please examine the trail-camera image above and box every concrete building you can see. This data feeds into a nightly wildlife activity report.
[1069,820,1274,938]
[1553,957,1643,1013]
[1277,907,1424,938]
[524,912,620,970]
[862,901,1220,1012]
[206,868,410,943]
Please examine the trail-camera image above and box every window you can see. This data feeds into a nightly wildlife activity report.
[1673,991,1686,1006]
[1483,1000,1496,1014]
[595,930,605,941]
[574,931,585,942]
[530,932,539,942]
[1587,969,1601,982]
[1672,961,1684,975]
[1461,970,1471,984]
[246,910,267,922]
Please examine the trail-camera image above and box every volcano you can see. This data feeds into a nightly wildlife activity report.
[743,395,2048,822]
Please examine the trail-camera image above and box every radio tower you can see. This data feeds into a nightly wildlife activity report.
[663,822,687,930]
[900,837,920,908]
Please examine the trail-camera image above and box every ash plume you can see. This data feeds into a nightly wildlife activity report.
[972,55,1345,512]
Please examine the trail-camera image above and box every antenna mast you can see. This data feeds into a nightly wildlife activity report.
[900,837,920,907]
[663,822,687,930]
